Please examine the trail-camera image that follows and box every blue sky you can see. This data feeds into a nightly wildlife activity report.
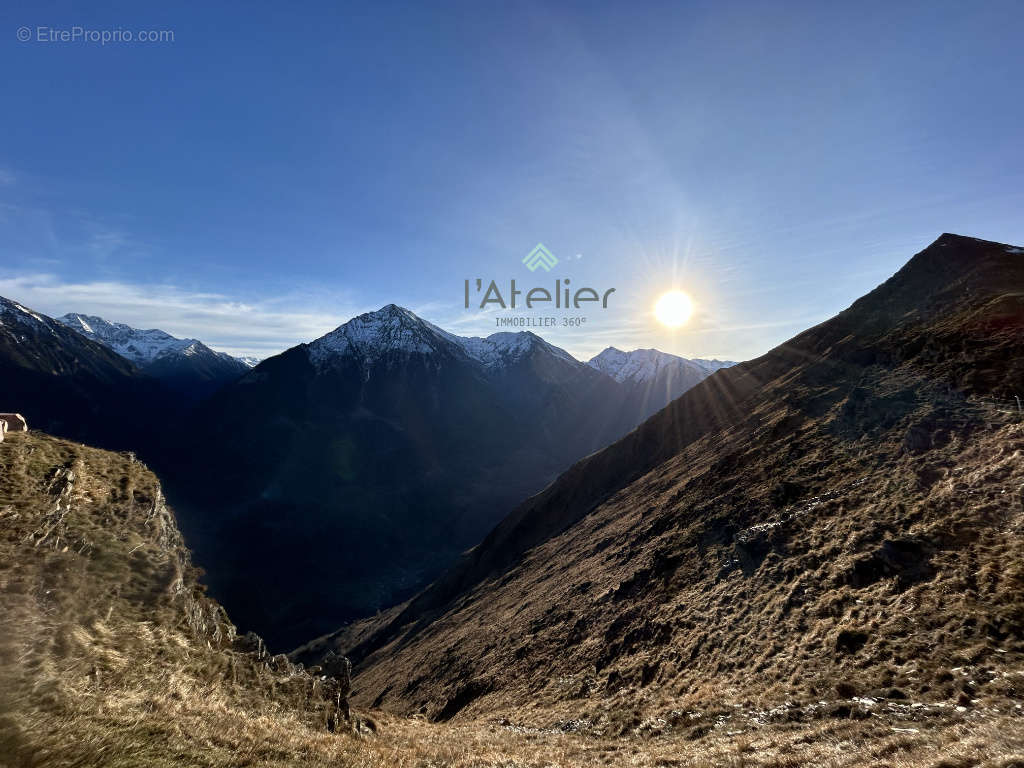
[1,0,1022,360]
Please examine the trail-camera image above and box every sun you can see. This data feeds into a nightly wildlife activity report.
[654,290,693,327]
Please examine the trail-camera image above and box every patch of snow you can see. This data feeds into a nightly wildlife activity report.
[0,297,53,332]
[0,297,49,328]
[1006,246,1023,254]
[12,302,46,324]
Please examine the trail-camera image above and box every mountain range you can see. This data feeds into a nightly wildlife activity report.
[0,293,729,651]
[57,313,255,400]
[3,233,1023,765]
[0,296,169,448]
[169,305,731,648]
[295,234,1024,731]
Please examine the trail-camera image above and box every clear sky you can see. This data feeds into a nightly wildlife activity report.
[1,0,1022,361]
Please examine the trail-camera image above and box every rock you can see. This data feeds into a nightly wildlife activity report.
[268,653,292,674]
[232,631,267,660]
[321,651,352,695]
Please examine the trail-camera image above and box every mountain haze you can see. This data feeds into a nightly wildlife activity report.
[588,347,737,422]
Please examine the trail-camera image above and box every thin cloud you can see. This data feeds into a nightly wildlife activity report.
[0,273,361,359]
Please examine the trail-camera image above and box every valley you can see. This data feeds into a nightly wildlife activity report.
[0,298,728,651]
[1,234,1022,766]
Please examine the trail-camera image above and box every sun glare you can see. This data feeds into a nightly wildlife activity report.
[654,290,693,327]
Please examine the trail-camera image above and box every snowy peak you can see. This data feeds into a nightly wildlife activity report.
[588,347,734,384]
[310,305,582,372]
[308,304,460,366]
[57,313,247,368]
[692,358,736,374]
[59,313,187,366]
[454,331,576,369]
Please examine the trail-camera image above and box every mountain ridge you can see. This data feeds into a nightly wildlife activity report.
[57,312,252,399]
[587,347,735,384]
[0,296,170,449]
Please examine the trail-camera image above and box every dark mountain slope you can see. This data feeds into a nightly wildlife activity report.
[169,306,682,650]
[304,234,1024,730]
[0,297,169,450]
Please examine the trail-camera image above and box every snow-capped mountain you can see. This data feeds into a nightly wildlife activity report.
[0,296,170,447]
[0,296,52,332]
[58,313,251,399]
[587,347,735,384]
[58,313,247,368]
[307,304,458,366]
[587,346,736,422]
[308,304,577,372]
[455,331,577,369]
[692,358,735,374]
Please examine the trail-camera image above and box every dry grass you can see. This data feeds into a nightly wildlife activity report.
[3,433,1023,766]
[0,431,349,767]
[340,402,1024,727]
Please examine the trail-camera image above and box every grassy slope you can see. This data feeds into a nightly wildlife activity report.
[12,432,1009,768]
[0,431,356,767]
[303,236,1024,765]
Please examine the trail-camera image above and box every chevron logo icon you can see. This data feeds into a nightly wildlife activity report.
[522,243,558,272]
